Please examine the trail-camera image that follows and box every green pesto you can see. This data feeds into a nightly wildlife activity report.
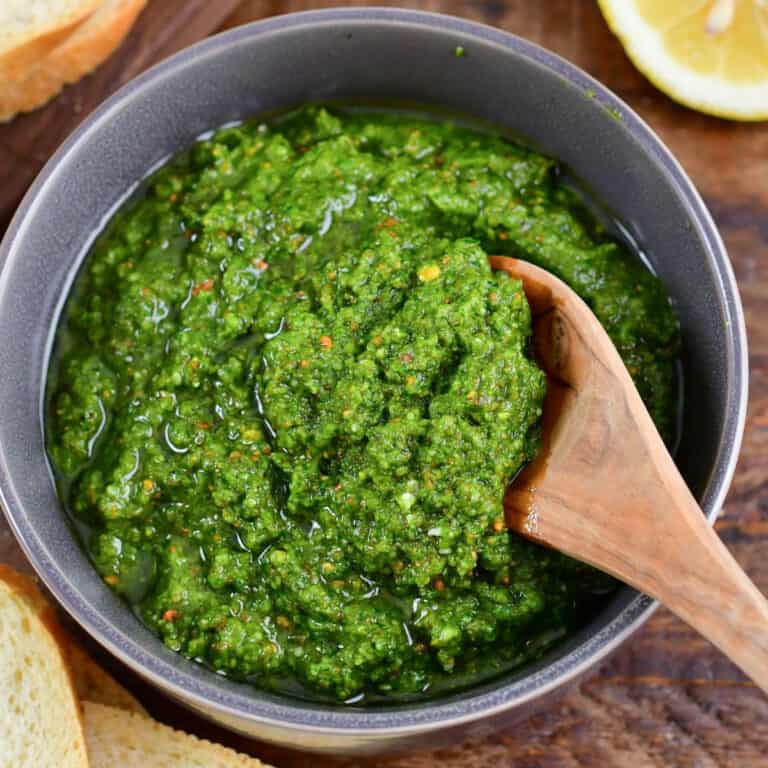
[47,106,678,702]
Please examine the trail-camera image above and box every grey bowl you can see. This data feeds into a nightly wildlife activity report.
[0,8,748,755]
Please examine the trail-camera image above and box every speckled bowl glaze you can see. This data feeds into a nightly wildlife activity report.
[0,8,748,755]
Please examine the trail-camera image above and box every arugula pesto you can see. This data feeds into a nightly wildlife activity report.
[48,106,678,702]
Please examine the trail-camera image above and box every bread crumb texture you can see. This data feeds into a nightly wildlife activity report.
[84,701,273,768]
[0,566,88,768]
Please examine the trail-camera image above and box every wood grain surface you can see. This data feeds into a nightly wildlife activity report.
[0,0,241,230]
[1,2,767,766]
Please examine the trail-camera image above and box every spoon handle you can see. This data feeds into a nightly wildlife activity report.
[644,492,768,693]
[497,260,768,692]
[510,412,768,692]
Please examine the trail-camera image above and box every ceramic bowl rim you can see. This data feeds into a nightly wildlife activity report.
[0,7,748,737]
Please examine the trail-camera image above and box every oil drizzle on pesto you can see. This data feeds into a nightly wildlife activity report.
[47,106,678,703]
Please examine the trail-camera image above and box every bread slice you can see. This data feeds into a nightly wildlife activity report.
[66,640,148,716]
[0,0,146,121]
[83,702,272,768]
[0,0,102,82]
[0,565,89,768]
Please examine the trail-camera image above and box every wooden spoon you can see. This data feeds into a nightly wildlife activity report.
[490,255,768,692]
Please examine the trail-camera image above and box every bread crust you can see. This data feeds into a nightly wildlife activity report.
[0,564,89,768]
[0,0,103,82]
[0,0,146,121]
[0,564,147,715]
[66,640,149,716]
[83,702,272,767]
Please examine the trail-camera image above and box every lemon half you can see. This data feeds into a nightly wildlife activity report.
[598,0,768,121]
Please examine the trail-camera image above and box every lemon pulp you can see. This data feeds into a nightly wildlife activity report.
[599,0,768,120]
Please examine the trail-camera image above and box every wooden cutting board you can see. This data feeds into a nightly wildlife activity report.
[1,2,767,767]
[0,0,241,230]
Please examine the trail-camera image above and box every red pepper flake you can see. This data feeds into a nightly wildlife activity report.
[433,578,445,592]
[192,278,214,297]
[492,519,505,533]
[399,352,414,363]
[195,421,211,430]
[499,231,508,241]
[299,359,310,369]
[380,217,400,229]
[162,609,180,622]
[319,335,333,349]
[256,259,269,270]
[104,575,119,586]
[169,192,178,203]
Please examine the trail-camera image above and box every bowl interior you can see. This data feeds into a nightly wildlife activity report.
[0,9,745,740]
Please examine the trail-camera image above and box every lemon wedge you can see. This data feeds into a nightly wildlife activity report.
[597,0,768,120]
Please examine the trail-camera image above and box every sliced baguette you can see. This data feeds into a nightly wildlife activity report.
[0,565,89,768]
[0,0,146,121]
[83,702,272,768]
[0,0,102,82]
[66,640,148,716]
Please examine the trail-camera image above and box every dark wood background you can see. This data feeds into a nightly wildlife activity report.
[1,2,767,766]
